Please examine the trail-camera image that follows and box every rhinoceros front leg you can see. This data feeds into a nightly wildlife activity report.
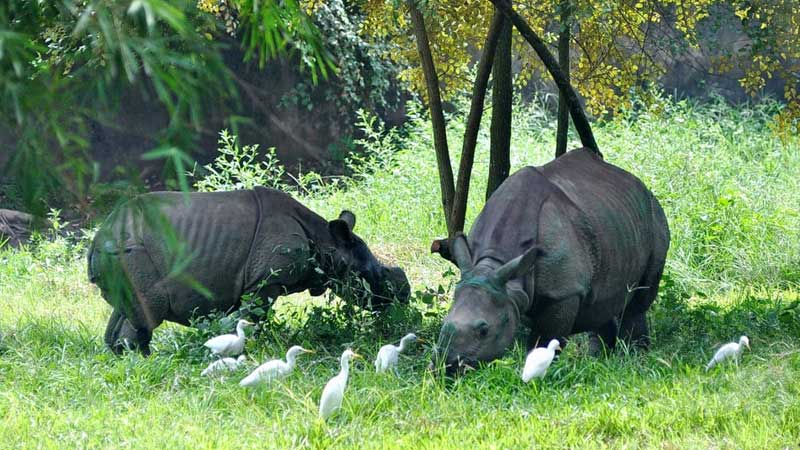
[104,309,152,356]
[526,295,580,352]
[587,318,619,357]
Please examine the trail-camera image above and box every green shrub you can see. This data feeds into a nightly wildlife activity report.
[191,130,287,192]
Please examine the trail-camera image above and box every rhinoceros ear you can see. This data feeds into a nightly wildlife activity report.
[329,220,353,243]
[451,233,474,272]
[494,246,544,285]
[431,238,454,264]
[338,210,356,231]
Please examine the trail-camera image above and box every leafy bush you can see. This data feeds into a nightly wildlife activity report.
[192,130,287,192]
[279,0,402,116]
[346,109,404,180]
[2,0,332,214]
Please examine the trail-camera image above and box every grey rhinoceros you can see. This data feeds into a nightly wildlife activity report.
[89,186,410,355]
[432,148,669,371]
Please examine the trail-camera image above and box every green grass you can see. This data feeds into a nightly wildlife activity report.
[1,97,800,449]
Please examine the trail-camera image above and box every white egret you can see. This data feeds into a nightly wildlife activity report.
[706,336,750,371]
[239,345,314,387]
[201,355,246,377]
[203,319,253,357]
[374,333,423,374]
[319,349,362,420]
[522,339,561,383]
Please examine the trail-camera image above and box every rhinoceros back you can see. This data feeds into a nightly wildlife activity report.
[467,147,668,325]
[91,190,259,315]
[539,148,664,294]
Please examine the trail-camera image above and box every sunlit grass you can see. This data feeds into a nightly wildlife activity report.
[1,97,799,449]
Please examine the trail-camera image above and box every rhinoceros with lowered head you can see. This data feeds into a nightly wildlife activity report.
[89,186,410,355]
[432,148,669,372]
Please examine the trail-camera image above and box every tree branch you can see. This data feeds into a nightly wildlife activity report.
[407,1,456,233]
[450,10,505,234]
[555,0,571,157]
[489,0,600,154]
[487,9,513,200]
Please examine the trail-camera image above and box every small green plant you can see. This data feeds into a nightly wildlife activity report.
[192,130,287,192]
[346,109,402,182]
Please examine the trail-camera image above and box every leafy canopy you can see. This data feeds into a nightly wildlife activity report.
[359,0,799,132]
[0,0,330,213]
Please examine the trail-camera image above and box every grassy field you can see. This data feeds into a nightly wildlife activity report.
[1,97,799,449]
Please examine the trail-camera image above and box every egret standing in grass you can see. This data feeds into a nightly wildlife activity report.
[319,349,362,420]
[239,345,314,387]
[201,355,247,377]
[203,319,253,357]
[374,333,422,374]
[706,336,750,371]
[522,339,561,383]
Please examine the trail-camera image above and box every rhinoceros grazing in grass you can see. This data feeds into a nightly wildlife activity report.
[432,148,669,371]
[89,186,410,355]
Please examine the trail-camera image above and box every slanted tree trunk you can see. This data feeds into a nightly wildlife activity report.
[408,1,456,233]
[489,0,599,154]
[450,11,505,234]
[555,0,571,158]
[487,10,512,200]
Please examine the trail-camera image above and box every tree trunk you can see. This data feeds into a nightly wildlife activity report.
[488,0,599,154]
[555,0,571,158]
[450,11,505,234]
[407,1,456,233]
[487,10,512,200]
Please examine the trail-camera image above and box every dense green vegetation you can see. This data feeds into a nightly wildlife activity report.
[1,98,799,449]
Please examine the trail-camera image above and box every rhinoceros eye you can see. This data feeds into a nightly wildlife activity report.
[475,320,490,338]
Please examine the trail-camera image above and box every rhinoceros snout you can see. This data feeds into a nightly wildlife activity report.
[383,266,410,302]
[431,322,468,373]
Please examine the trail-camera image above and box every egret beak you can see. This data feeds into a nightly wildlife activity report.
[302,349,316,354]
[352,353,364,359]
[745,342,751,349]
[241,320,255,326]
[556,345,563,351]
[417,338,428,345]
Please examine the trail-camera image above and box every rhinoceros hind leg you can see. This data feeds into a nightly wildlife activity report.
[617,259,663,350]
[618,312,650,349]
[100,248,166,355]
[104,309,127,354]
[105,309,152,355]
